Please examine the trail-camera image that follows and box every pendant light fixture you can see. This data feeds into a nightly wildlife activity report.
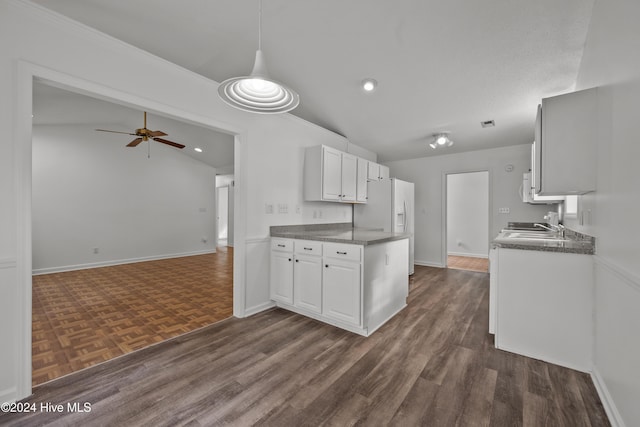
[218,0,300,114]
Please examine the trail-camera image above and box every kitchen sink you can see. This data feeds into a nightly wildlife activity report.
[499,230,569,242]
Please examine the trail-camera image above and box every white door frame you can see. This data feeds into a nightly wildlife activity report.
[441,169,492,267]
[217,186,229,242]
[15,61,248,399]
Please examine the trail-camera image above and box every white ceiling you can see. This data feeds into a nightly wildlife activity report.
[30,0,594,162]
[33,82,235,170]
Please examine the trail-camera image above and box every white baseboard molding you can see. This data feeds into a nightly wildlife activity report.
[32,249,217,275]
[243,301,276,317]
[0,386,17,404]
[414,260,445,268]
[447,251,488,259]
[495,342,590,374]
[591,367,625,427]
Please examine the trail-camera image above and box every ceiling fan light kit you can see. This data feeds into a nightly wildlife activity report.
[217,0,299,114]
[95,111,185,150]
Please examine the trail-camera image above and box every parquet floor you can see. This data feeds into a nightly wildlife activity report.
[448,254,489,272]
[6,265,610,426]
[31,247,233,386]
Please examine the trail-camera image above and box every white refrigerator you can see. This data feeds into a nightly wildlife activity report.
[354,178,415,275]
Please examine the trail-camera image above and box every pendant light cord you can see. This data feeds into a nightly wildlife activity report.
[258,0,262,50]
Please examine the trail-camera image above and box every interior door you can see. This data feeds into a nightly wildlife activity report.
[217,186,229,241]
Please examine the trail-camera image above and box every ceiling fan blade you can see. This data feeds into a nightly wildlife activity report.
[127,138,144,147]
[148,130,168,137]
[96,129,137,135]
[153,137,185,149]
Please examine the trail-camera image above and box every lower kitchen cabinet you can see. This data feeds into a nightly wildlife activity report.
[492,247,593,372]
[269,237,408,336]
[269,239,294,305]
[323,255,362,326]
[293,251,323,314]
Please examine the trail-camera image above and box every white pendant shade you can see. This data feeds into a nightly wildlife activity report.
[218,50,300,114]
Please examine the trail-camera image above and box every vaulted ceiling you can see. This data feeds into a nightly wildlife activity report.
[30,0,594,161]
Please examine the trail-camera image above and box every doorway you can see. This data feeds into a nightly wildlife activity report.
[30,80,238,386]
[445,171,490,273]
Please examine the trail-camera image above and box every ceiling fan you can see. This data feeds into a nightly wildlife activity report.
[95,111,185,149]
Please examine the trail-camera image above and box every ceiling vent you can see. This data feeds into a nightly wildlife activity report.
[481,120,495,128]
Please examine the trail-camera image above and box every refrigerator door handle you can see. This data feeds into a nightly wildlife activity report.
[403,201,407,233]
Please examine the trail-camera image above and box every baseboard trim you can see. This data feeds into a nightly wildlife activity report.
[414,260,445,268]
[591,367,625,427]
[447,252,488,259]
[0,386,17,404]
[243,301,276,317]
[32,249,217,275]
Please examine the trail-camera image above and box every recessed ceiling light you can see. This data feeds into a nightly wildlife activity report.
[362,78,378,92]
[481,120,495,128]
[194,147,203,153]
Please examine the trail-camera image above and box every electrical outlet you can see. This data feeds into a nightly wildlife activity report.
[265,203,274,214]
[498,207,510,214]
[93,247,99,254]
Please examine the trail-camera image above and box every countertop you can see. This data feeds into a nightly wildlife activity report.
[270,223,410,246]
[492,223,595,255]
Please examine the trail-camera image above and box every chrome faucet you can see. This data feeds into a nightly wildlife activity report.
[534,223,565,237]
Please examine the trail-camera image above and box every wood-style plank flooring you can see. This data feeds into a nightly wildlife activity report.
[31,247,233,386]
[5,266,610,426]
[448,255,489,273]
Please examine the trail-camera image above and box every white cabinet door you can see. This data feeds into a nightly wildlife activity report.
[367,162,379,181]
[270,250,294,304]
[323,258,361,326]
[294,255,322,313]
[489,247,497,334]
[340,153,357,202]
[537,88,597,195]
[356,157,368,202]
[379,165,389,180]
[322,146,342,201]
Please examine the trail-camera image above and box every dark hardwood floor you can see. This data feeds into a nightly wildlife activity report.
[2,266,609,426]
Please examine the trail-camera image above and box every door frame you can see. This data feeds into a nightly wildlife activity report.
[441,169,492,267]
[15,61,248,398]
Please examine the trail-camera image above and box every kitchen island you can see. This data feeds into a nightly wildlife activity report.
[270,223,410,336]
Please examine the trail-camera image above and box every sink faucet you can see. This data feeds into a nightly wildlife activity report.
[534,223,565,237]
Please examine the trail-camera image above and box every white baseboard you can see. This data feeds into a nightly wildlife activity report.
[32,249,217,275]
[243,301,276,317]
[0,386,17,404]
[414,260,445,268]
[447,251,488,259]
[592,367,625,427]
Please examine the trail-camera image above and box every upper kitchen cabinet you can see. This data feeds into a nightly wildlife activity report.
[367,162,389,181]
[356,157,368,202]
[533,87,598,195]
[304,145,359,203]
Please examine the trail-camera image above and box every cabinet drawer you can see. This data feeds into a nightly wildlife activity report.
[271,238,293,252]
[323,243,361,262]
[294,240,323,256]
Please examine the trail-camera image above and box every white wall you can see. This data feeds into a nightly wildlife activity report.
[385,144,551,267]
[0,0,356,402]
[216,174,235,246]
[32,124,217,273]
[447,171,489,258]
[565,0,640,425]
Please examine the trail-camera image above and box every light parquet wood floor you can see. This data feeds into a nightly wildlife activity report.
[448,255,489,273]
[6,265,609,426]
[31,247,233,386]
